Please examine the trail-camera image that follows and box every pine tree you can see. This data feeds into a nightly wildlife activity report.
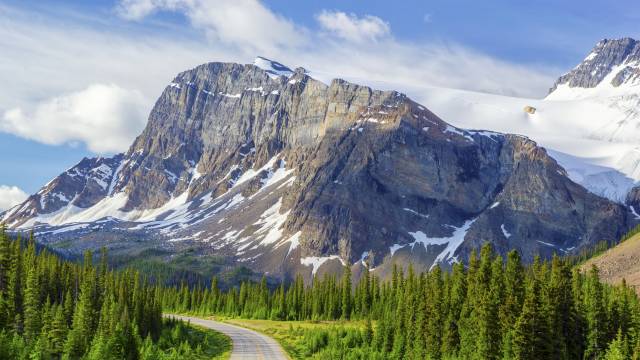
[65,267,98,358]
[458,249,479,359]
[584,266,607,359]
[425,265,443,359]
[545,255,575,360]
[471,244,501,360]
[63,288,75,327]
[7,239,23,333]
[23,264,41,342]
[442,261,466,356]
[341,265,351,320]
[49,305,68,357]
[512,276,551,359]
[604,329,629,360]
[0,226,11,329]
[0,225,11,293]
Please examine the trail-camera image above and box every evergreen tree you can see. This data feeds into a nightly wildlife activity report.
[23,264,41,342]
[584,266,607,359]
[7,239,23,333]
[604,329,629,360]
[512,276,551,359]
[341,265,351,320]
[49,305,68,357]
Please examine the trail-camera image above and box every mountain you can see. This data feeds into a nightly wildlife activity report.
[406,38,640,205]
[549,38,640,98]
[1,55,634,280]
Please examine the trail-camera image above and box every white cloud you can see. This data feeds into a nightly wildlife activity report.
[116,0,161,19]
[0,186,28,212]
[0,2,558,158]
[292,41,556,99]
[111,1,555,97]
[316,10,390,43]
[117,0,306,53]
[0,4,247,153]
[1,84,148,153]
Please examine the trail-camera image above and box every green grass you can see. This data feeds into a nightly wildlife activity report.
[158,318,232,359]
[216,317,368,359]
[186,324,232,360]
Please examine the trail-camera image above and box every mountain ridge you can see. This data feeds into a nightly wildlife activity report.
[1,55,634,280]
[549,37,640,95]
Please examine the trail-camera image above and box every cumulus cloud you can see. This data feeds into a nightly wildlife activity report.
[0,186,28,212]
[117,0,306,53]
[0,2,559,157]
[316,10,390,43]
[112,1,555,97]
[0,4,247,153]
[1,84,148,153]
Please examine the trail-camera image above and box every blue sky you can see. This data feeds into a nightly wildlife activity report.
[1,0,639,209]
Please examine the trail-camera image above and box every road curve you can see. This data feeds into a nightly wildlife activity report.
[165,314,288,360]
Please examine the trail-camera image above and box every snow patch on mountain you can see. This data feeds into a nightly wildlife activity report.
[501,224,511,239]
[253,198,290,246]
[253,56,294,79]
[300,255,345,276]
[547,150,636,202]
[393,218,477,268]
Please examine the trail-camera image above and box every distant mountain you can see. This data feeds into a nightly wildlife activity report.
[405,38,640,206]
[1,56,634,281]
[549,38,640,95]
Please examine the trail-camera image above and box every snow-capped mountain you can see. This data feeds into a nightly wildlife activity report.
[1,52,635,280]
[396,38,640,204]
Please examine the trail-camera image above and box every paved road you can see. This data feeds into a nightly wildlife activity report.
[165,314,288,360]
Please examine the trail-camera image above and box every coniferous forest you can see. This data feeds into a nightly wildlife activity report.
[162,244,640,359]
[2,227,640,359]
[0,229,229,359]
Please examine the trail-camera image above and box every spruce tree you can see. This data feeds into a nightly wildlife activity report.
[23,264,41,342]
[512,275,551,359]
[584,266,607,359]
[49,305,68,357]
[65,268,98,358]
[604,329,629,360]
[341,265,352,320]
[7,239,23,333]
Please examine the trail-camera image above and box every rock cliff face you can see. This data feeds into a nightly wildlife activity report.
[550,38,640,93]
[1,57,633,280]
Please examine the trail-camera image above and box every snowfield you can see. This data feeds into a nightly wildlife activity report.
[404,82,640,203]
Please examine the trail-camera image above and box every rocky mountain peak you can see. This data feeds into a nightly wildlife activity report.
[1,57,634,281]
[549,37,640,94]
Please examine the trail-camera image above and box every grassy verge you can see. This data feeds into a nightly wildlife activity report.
[157,318,232,359]
[212,317,368,359]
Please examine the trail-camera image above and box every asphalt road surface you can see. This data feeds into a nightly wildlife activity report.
[165,314,288,360]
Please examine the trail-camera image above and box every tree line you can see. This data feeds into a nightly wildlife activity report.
[0,228,227,359]
[2,223,638,359]
[162,244,640,359]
